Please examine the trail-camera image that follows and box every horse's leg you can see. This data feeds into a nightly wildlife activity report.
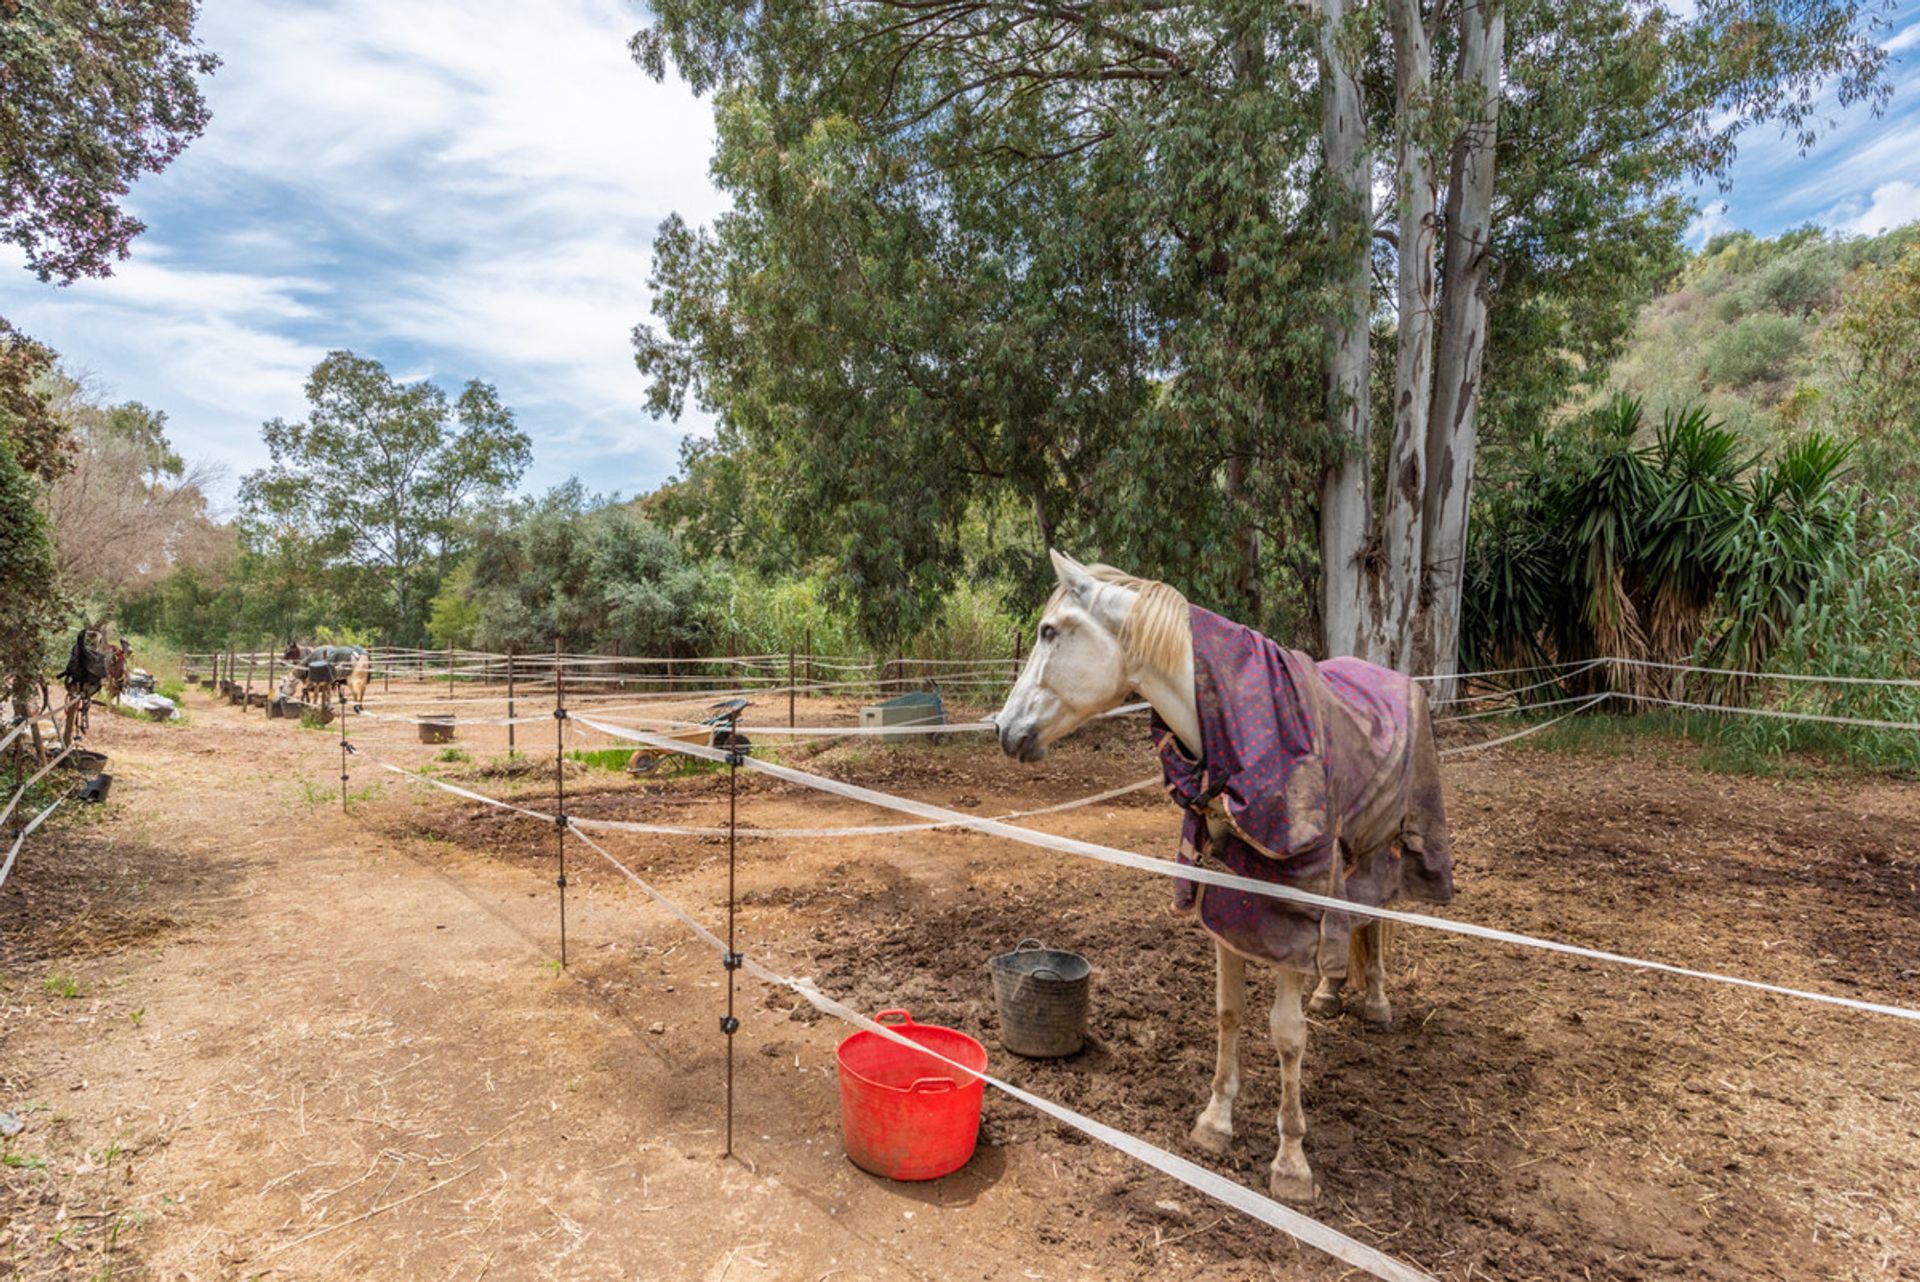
[1307,973,1344,1017]
[1269,970,1317,1202]
[1358,920,1393,1029]
[1189,938,1246,1156]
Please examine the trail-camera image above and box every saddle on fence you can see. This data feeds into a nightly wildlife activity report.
[60,629,109,693]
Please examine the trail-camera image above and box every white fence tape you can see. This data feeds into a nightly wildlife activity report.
[378,759,1157,840]
[1438,694,1613,750]
[1611,691,1920,733]
[572,715,1920,1026]
[1608,657,1920,689]
[0,744,75,834]
[371,755,1433,1282]
[560,817,1436,1282]
[1431,659,1607,708]
[0,792,68,893]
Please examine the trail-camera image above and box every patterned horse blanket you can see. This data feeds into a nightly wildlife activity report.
[298,646,364,685]
[1154,606,1453,975]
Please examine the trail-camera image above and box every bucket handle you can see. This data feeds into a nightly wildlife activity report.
[874,1009,915,1026]
[909,1076,957,1094]
[1028,966,1065,982]
[1013,937,1047,952]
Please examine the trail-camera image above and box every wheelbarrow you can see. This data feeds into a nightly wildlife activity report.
[626,699,753,775]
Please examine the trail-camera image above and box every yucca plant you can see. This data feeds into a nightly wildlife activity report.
[1461,482,1568,677]
[1565,395,1658,678]
[1639,405,1749,672]
[1706,432,1852,686]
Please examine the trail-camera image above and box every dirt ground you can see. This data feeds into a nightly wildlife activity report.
[3,680,1918,1281]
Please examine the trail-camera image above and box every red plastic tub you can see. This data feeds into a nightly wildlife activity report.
[836,1009,987,1181]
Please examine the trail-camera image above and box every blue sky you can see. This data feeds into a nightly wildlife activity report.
[1687,8,1920,244]
[1,2,1915,513]
[0,0,726,509]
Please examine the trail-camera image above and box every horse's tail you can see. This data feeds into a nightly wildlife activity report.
[1348,917,1393,978]
[345,651,370,703]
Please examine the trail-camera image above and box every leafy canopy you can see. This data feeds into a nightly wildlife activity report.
[239,352,530,644]
[1,0,219,283]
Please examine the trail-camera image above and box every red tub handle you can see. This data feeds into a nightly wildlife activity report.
[909,1076,956,1094]
[874,1009,914,1026]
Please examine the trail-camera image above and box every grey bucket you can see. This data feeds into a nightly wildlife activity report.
[989,938,1091,1058]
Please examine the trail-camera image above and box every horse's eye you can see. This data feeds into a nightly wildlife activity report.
[1039,624,1058,644]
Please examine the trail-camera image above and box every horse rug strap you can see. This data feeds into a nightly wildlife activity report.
[1153,605,1453,975]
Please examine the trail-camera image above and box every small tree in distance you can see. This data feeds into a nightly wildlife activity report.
[240,351,531,645]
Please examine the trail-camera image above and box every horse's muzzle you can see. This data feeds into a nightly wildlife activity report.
[998,721,1046,763]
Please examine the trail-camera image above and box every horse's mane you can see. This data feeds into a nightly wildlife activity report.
[1047,564,1190,674]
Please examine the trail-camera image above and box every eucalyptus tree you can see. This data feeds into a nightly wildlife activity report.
[635,0,1889,671]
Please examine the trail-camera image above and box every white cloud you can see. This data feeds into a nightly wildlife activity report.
[0,0,723,501]
[1685,200,1734,248]
[1885,23,1920,55]
[1829,179,1920,236]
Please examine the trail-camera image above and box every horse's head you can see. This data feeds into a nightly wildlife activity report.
[994,550,1143,763]
[283,641,304,663]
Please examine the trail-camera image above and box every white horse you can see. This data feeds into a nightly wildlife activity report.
[993,551,1453,1202]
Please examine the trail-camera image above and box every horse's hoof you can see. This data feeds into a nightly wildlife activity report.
[1189,1119,1233,1156]
[1361,1000,1394,1030]
[1268,1167,1318,1203]
[1306,989,1343,1019]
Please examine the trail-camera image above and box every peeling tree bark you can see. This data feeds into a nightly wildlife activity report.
[1375,0,1437,669]
[1421,0,1503,697]
[1315,0,1373,660]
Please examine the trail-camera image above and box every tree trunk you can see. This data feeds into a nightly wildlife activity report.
[1315,0,1374,660]
[1421,0,1504,696]
[1375,0,1437,670]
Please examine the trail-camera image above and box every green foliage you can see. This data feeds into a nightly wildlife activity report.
[0,0,219,283]
[427,562,482,650]
[1702,313,1807,389]
[461,483,711,655]
[1714,503,1920,769]
[700,566,859,657]
[0,420,65,708]
[1463,396,1852,678]
[632,0,1888,649]
[1606,223,1920,436]
[1704,432,1853,679]
[902,578,1022,664]
[566,747,634,772]
[239,352,531,645]
[1829,243,1920,489]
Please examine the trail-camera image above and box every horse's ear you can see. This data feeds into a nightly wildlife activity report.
[1049,549,1097,606]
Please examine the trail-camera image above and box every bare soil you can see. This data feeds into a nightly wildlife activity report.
[3,683,1918,1281]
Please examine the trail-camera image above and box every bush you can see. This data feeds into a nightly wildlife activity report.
[1713,503,1920,771]
[1701,314,1806,389]
[1742,244,1844,317]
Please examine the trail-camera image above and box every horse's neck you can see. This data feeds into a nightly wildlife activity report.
[1129,628,1202,760]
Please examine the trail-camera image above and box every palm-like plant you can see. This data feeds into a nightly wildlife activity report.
[1565,395,1658,674]
[1707,432,1853,682]
[1639,405,1749,667]
[1461,393,1856,709]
